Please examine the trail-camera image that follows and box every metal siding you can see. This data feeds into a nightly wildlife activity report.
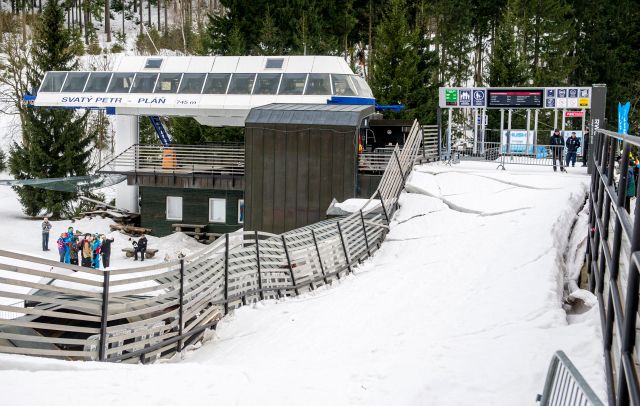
[284,124,298,231]
[244,128,255,230]
[331,130,345,200]
[262,126,276,232]
[318,128,333,223]
[296,127,310,227]
[273,125,287,233]
[307,130,322,225]
[344,128,357,198]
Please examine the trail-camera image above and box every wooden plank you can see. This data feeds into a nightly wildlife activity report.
[0,304,101,322]
[296,127,310,229]
[0,318,100,334]
[284,124,298,232]
[0,290,102,313]
[262,126,275,232]
[0,332,90,346]
[273,125,287,233]
[0,346,94,358]
[0,276,103,299]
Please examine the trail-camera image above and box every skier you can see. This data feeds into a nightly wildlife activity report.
[550,129,566,172]
[100,234,115,268]
[91,234,102,269]
[68,237,79,266]
[41,217,52,251]
[81,234,93,267]
[565,132,581,168]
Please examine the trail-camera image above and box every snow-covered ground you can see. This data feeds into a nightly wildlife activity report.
[0,161,605,405]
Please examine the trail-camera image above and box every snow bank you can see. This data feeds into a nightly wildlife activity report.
[0,161,605,405]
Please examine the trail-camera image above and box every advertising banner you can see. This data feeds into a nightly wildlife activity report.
[619,101,631,134]
[502,130,534,153]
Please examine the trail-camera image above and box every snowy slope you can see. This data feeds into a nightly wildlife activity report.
[0,161,605,406]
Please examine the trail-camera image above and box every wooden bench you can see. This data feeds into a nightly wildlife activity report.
[172,224,207,240]
[110,224,152,236]
[122,247,158,259]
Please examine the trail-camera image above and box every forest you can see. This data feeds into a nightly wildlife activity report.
[0,0,639,216]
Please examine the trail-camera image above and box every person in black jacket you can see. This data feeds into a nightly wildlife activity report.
[582,127,590,167]
[100,234,115,268]
[550,129,566,172]
[134,235,147,261]
[565,132,581,168]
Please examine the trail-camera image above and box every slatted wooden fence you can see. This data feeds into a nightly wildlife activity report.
[0,120,422,363]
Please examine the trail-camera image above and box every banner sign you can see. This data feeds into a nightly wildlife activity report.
[564,111,584,117]
[619,101,630,134]
[501,130,534,153]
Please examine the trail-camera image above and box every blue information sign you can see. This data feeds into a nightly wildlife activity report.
[458,89,472,106]
[472,90,485,106]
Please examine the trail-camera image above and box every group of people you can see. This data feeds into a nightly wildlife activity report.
[54,227,114,269]
[549,127,590,172]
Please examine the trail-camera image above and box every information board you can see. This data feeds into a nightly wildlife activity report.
[487,89,544,108]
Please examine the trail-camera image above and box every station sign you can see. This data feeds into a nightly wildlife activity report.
[439,86,592,109]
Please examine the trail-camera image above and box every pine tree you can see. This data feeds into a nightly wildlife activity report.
[0,149,6,172]
[9,0,96,218]
[370,0,421,116]
[488,1,527,87]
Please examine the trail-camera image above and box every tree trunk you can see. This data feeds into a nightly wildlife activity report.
[139,0,143,36]
[157,0,161,32]
[164,0,168,35]
[147,0,151,28]
[105,0,111,42]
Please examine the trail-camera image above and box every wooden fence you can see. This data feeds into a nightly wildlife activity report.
[0,120,423,363]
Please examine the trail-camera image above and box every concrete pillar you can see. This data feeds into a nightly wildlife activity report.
[115,115,139,213]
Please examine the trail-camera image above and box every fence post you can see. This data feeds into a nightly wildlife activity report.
[378,191,390,225]
[311,229,328,284]
[337,221,351,273]
[224,233,229,315]
[255,231,264,300]
[360,209,370,255]
[281,235,299,295]
[99,270,110,362]
[178,259,185,352]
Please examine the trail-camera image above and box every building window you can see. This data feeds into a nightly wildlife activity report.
[166,196,183,221]
[209,198,226,223]
[145,58,163,69]
[238,199,245,224]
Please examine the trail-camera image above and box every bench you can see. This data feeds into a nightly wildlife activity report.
[172,223,207,240]
[122,247,158,259]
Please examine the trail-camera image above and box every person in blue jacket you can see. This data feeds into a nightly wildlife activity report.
[56,233,66,263]
[63,231,74,264]
[91,234,102,269]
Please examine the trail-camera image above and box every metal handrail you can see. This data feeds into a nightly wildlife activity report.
[538,351,604,406]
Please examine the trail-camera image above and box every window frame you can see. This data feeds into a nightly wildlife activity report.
[209,198,227,224]
[39,72,68,93]
[154,73,183,94]
[278,73,308,95]
[178,73,207,94]
[202,73,231,94]
[227,73,256,95]
[61,72,90,93]
[252,73,282,95]
[166,196,183,221]
[107,72,137,93]
[130,73,159,93]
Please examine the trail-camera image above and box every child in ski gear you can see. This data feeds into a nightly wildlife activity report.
[565,132,581,167]
[81,235,93,267]
[41,217,52,251]
[550,129,565,172]
[69,237,79,266]
[57,233,66,262]
[100,234,115,268]
[134,235,147,261]
[91,234,102,269]
[63,231,74,264]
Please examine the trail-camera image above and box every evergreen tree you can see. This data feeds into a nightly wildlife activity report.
[9,0,96,218]
[370,0,421,117]
[169,117,243,145]
[0,149,6,172]
[488,1,527,87]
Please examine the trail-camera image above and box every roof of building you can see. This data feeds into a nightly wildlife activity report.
[245,103,375,127]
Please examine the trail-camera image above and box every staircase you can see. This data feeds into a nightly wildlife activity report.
[148,116,171,147]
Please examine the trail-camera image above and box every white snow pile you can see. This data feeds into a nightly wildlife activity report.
[0,161,606,406]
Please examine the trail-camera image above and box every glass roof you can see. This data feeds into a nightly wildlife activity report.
[38,71,374,98]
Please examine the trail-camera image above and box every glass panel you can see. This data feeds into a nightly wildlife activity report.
[265,58,284,69]
[304,73,331,95]
[331,74,357,96]
[166,196,182,220]
[154,73,182,93]
[39,72,67,92]
[107,73,136,93]
[253,73,281,95]
[178,73,206,94]
[61,72,90,92]
[227,73,256,94]
[145,58,163,69]
[353,76,374,98]
[83,72,112,92]
[130,73,158,93]
[202,73,231,94]
[278,73,306,95]
[209,198,226,223]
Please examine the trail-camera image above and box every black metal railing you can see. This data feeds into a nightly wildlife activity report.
[538,351,605,405]
[587,128,640,405]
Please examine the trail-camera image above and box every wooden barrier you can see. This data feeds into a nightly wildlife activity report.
[0,120,422,363]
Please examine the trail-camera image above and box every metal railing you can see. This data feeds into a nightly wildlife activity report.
[587,128,640,405]
[98,143,246,176]
[538,351,605,405]
[0,120,422,363]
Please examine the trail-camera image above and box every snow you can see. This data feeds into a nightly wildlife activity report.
[0,161,606,405]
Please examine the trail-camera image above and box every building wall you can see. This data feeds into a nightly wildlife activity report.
[139,186,244,237]
[245,124,357,234]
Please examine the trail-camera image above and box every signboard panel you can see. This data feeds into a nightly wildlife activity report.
[472,89,486,106]
[458,89,472,107]
[487,89,544,108]
[445,89,457,106]
[564,111,584,117]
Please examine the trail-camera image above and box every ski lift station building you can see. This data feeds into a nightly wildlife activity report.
[33,55,430,238]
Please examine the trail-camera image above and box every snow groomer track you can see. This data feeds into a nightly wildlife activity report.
[0,121,422,363]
